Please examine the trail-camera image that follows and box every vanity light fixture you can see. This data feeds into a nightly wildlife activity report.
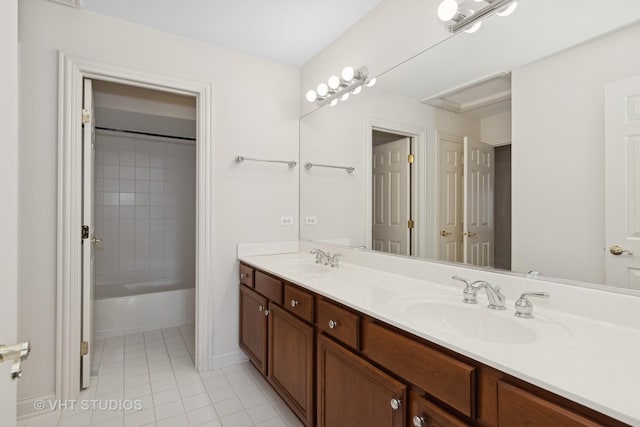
[437,0,518,33]
[305,66,377,107]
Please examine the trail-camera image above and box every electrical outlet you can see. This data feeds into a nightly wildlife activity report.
[280,216,294,226]
[305,216,317,225]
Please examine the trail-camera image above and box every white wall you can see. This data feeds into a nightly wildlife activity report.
[0,0,18,424]
[300,87,480,256]
[512,23,640,284]
[481,112,511,146]
[18,0,299,400]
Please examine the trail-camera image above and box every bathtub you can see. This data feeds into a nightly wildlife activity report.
[94,280,195,340]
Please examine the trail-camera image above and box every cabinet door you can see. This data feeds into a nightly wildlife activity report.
[240,285,268,375]
[268,303,314,426]
[317,333,406,427]
[497,381,601,427]
[409,391,469,427]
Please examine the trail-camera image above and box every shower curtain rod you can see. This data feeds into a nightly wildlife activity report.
[95,126,196,142]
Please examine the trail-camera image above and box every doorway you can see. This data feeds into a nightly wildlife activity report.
[57,54,214,401]
[85,80,198,387]
[371,130,415,256]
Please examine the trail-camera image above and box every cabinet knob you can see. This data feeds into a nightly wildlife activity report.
[240,273,247,279]
[258,305,264,312]
[290,299,299,307]
[264,309,270,317]
[328,320,338,329]
[412,415,426,427]
[390,398,402,411]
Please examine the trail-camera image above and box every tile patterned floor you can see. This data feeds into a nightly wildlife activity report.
[18,326,303,427]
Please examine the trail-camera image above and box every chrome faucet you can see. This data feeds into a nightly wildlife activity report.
[452,276,506,310]
[310,249,341,268]
[471,281,506,310]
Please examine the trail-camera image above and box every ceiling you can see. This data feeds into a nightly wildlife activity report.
[75,0,382,67]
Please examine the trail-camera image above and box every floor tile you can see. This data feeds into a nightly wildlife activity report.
[186,405,218,426]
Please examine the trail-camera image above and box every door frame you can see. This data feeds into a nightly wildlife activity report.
[56,52,214,401]
[365,119,427,257]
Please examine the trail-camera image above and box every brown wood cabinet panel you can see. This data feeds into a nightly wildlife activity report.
[255,271,283,304]
[239,263,254,287]
[268,303,314,426]
[497,381,602,427]
[362,321,475,418]
[239,285,268,375]
[316,298,360,350]
[317,334,406,427]
[409,391,470,427]
[284,283,314,323]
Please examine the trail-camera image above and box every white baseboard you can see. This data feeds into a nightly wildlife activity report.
[210,350,248,370]
[17,392,56,419]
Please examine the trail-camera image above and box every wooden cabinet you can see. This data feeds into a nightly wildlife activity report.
[268,303,314,426]
[497,381,603,427]
[409,391,469,427]
[317,333,406,427]
[316,298,360,350]
[239,284,268,375]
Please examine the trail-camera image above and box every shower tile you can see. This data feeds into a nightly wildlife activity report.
[149,180,163,193]
[120,150,135,167]
[136,167,150,180]
[135,180,150,193]
[136,152,150,167]
[150,168,163,181]
[135,193,150,206]
[149,193,164,206]
[104,193,119,206]
[135,206,149,219]
[120,193,135,206]
[120,179,136,192]
[104,165,120,180]
[120,166,135,180]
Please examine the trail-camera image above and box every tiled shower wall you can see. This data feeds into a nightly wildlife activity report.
[94,133,196,288]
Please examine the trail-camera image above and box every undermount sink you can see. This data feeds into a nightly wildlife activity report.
[396,296,571,345]
[273,259,331,275]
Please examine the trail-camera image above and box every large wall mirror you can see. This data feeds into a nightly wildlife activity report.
[299,0,640,292]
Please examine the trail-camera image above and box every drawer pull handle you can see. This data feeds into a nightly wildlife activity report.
[328,320,338,329]
[412,415,426,427]
[264,309,270,317]
[390,398,402,411]
[258,305,264,312]
[240,273,247,279]
[290,299,299,307]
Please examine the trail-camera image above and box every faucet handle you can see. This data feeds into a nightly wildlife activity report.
[452,276,477,304]
[329,254,341,268]
[515,292,550,318]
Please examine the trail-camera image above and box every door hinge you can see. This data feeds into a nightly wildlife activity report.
[82,109,90,124]
[82,225,89,239]
[408,154,415,164]
[81,341,89,356]
[408,220,415,229]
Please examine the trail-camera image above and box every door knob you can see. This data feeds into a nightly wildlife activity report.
[463,231,477,237]
[440,230,452,237]
[0,341,31,380]
[610,245,633,256]
[92,237,102,245]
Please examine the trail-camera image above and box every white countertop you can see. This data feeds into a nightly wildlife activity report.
[239,250,640,425]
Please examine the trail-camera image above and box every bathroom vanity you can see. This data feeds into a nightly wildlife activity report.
[237,245,639,427]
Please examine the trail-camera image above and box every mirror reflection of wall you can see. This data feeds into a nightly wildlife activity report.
[299,2,640,290]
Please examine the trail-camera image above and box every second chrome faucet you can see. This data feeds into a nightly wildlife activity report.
[452,275,506,310]
[310,249,341,268]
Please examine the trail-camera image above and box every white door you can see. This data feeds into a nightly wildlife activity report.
[81,79,96,388]
[437,134,464,263]
[372,138,411,255]
[605,76,640,289]
[464,137,494,267]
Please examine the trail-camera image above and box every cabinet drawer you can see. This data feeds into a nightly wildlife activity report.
[255,271,283,304]
[497,381,601,427]
[362,321,475,418]
[316,299,360,350]
[409,391,469,427]
[284,284,314,323]
[239,264,254,287]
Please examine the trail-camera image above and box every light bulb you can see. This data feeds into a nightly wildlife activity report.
[329,99,338,107]
[352,86,362,95]
[464,20,482,33]
[365,78,377,88]
[328,75,340,90]
[305,90,317,103]
[341,93,350,101]
[317,83,329,97]
[341,66,355,81]
[437,0,459,22]
[496,1,518,17]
